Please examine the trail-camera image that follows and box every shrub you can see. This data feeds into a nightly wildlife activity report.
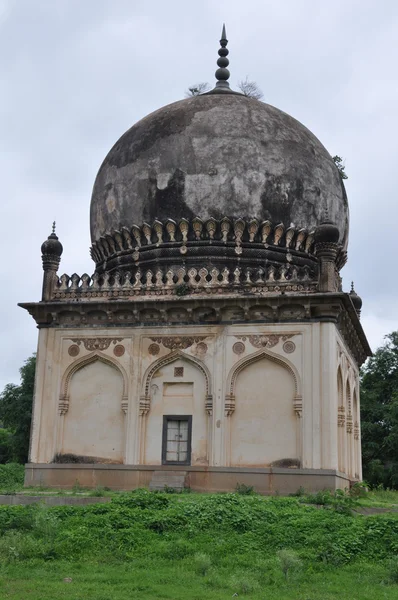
[235,483,255,495]
[0,463,25,490]
[386,557,398,584]
[230,575,260,594]
[0,429,13,464]
[193,552,212,576]
[349,481,368,498]
[301,488,357,514]
[88,486,106,497]
[277,549,302,579]
[112,489,170,510]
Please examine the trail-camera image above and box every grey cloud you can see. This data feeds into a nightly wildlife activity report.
[1,0,398,387]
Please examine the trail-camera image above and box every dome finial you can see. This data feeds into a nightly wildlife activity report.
[215,23,230,90]
[52,221,56,235]
[351,281,355,293]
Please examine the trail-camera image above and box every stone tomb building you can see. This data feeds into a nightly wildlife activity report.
[22,30,371,493]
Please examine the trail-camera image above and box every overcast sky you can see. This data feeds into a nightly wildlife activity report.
[0,0,397,388]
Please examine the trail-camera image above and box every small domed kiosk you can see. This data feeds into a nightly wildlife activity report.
[21,27,370,493]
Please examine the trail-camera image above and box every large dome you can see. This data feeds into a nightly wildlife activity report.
[90,94,349,248]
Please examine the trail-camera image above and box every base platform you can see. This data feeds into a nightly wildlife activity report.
[25,464,352,494]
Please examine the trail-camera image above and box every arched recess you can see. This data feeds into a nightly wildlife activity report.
[353,387,360,479]
[60,351,129,414]
[140,350,212,415]
[225,348,301,467]
[139,350,213,466]
[225,348,302,417]
[337,366,345,472]
[58,352,128,463]
[345,378,353,478]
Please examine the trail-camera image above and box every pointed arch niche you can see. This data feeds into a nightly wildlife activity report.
[57,352,128,463]
[337,366,346,473]
[225,349,302,468]
[139,350,213,466]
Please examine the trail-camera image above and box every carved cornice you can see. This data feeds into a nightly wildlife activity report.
[19,294,371,367]
[90,217,317,266]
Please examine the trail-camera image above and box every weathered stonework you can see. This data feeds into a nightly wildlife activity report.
[21,50,370,491]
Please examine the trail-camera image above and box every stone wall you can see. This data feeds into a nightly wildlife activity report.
[29,321,361,482]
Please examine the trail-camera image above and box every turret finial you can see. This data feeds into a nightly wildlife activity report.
[52,221,56,235]
[215,24,230,90]
[351,281,355,293]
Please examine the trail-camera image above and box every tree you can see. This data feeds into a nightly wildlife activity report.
[237,77,263,100]
[185,82,211,97]
[360,332,398,488]
[333,155,348,180]
[0,355,36,464]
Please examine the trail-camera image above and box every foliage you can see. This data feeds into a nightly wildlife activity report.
[333,155,348,180]
[0,428,13,463]
[277,549,302,579]
[235,482,255,495]
[237,77,264,100]
[361,331,398,488]
[300,488,358,514]
[386,556,398,584]
[185,82,211,97]
[0,355,36,464]
[175,283,191,297]
[0,463,25,491]
[0,492,397,598]
[193,552,212,575]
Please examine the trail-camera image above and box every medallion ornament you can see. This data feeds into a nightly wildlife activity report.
[68,344,80,357]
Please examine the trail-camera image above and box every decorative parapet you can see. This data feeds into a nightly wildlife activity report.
[90,217,317,265]
[52,263,317,301]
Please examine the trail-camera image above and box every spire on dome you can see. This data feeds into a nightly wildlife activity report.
[52,221,56,234]
[215,24,230,90]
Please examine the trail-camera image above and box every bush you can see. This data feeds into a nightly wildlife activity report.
[386,556,398,584]
[277,549,302,579]
[301,488,357,514]
[0,463,25,490]
[230,574,260,594]
[349,481,368,498]
[0,429,13,463]
[193,552,212,576]
[235,483,255,495]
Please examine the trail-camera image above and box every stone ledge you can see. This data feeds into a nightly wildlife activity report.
[24,464,352,494]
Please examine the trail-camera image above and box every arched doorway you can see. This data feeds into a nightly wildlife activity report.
[142,354,211,466]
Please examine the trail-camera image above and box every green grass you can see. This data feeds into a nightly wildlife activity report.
[360,488,398,508]
[0,490,396,598]
[0,559,397,599]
